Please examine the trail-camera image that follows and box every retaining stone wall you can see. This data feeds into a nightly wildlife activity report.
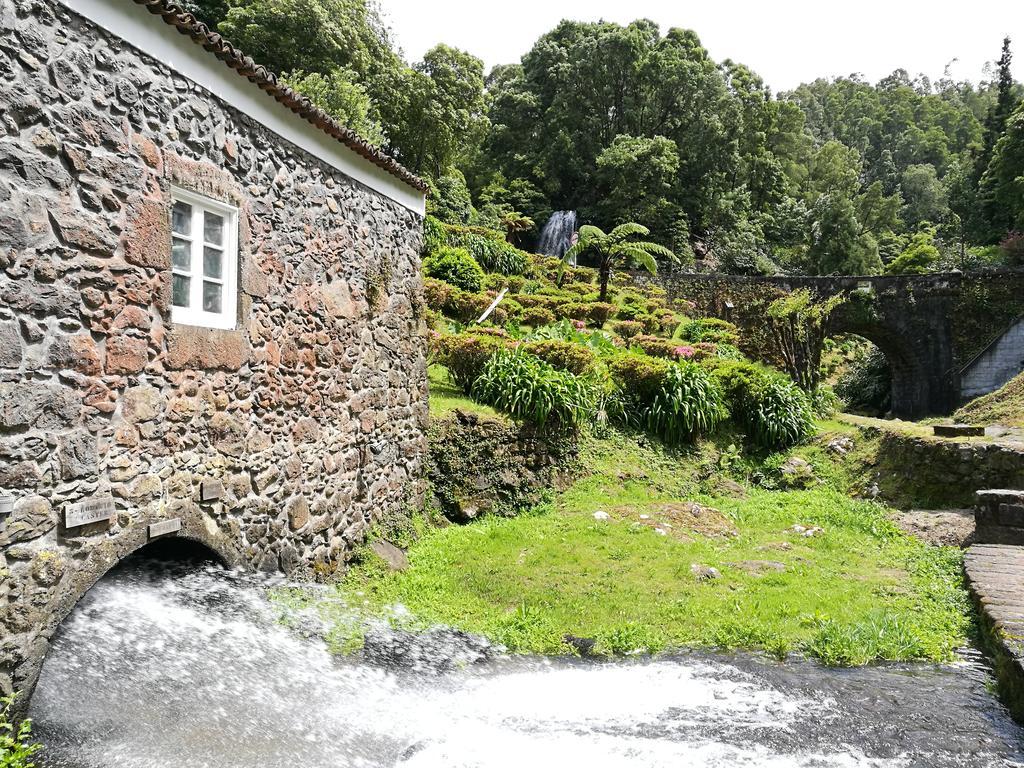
[0,0,427,704]
[857,427,1024,510]
[428,410,577,523]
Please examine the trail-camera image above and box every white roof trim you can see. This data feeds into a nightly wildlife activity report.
[62,0,426,215]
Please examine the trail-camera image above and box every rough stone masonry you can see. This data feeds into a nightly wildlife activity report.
[0,0,428,705]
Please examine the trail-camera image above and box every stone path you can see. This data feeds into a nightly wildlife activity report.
[964,544,1024,719]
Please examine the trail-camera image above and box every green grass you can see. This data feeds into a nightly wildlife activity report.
[428,364,504,421]
[955,370,1024,428]
[313,431,972,665]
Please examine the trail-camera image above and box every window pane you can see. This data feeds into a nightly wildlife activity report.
[203,281,222,314]
[172,201,191,236]
[203,246,222,278]
[172,274,190,307]
[172,238,191,269]
[204,211,224,246]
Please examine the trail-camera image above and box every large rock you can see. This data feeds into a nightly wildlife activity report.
[0,496,55,546]
[369,539,409,571]
[0,321,22,369]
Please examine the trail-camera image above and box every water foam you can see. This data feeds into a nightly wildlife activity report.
[30,560,1024,768]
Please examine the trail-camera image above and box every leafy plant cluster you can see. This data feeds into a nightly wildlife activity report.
[427,256,814,450]
[471,349,597,432]
[422,246,485,292]
[0,696,40,768]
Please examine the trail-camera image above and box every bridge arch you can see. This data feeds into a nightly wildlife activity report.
[8,512,246,718]
[637,270,1024,419]
[828,299,950,419]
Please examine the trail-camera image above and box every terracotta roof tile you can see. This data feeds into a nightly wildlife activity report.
[131,0,428,193]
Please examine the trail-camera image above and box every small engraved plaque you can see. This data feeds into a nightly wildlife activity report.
[0,496,14,516]
[148,518,182,539]
[65,496,116,529]
[200,480,224,502]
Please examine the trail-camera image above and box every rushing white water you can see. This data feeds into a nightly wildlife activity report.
[537,211,577,260]
[30,558,1024,768]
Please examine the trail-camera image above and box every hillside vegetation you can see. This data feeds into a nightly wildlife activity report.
[955,370,1024,427]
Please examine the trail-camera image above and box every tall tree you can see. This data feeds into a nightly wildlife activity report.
[382,44,487,177]
[981,102,1024,234]
[973,37,1020,242]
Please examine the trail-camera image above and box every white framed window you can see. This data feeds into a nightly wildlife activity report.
[170,188,238,330]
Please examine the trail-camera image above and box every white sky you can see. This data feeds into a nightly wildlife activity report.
[378,0,1023,93]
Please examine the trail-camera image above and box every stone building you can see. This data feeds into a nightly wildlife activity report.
[0,0,428,704]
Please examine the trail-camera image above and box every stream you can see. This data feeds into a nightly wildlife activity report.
[29,556,1024,768]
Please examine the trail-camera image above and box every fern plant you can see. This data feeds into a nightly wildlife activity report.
[561,223,676,302]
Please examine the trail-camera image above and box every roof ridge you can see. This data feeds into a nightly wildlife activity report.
[130,0,428,193]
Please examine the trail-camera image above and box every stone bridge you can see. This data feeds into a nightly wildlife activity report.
[646,270,1024,419]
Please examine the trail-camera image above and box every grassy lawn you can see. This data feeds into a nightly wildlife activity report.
[427,364,504,421]
[312,431,971,666]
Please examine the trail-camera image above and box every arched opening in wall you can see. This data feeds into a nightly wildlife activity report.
[120,535,228,569]
[827,334,894,417]
[25,536,237,758]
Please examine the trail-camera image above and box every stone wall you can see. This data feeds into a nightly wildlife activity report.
[962,319,1024,400]
[855,426,1024,510]
[428,410,577,523]
[0,0,427,704]
[975,489,1024,545]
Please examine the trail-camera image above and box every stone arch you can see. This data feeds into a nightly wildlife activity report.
[829,315,934,420]
[9,514,245,718]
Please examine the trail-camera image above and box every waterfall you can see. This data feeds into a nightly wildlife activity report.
[537,211,578,261]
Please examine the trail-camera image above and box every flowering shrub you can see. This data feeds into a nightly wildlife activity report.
[612,320,643,339]
[521,307,557,327]
[656,312,678,334]
[423,281,512,325]
[522,339,597,375]
[558,302,615,328]
[434,332,514,392]
[629,335,679,359]
[513,294,564,311]
[423,277,455,311]
[423,246,485,292]
[607,353,672,403]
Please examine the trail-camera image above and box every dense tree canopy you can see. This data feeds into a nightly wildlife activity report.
[189,1,1022,275]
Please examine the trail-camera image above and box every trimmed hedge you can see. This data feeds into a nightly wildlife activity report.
[433,332,514,392]
[522,339,597,375]
[423,246,484,292]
